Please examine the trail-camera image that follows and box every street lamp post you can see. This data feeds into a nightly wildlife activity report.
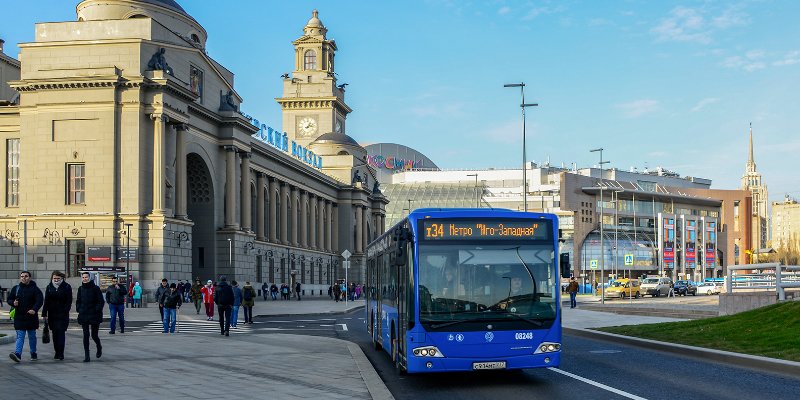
[613,190,623,279]
[227,238,232,271]
[466,174,479,207]
[590,148,610,304]
[504,83,538,212]
[125,223,133,307]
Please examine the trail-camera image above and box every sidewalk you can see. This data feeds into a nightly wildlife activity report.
[0,298,393,400]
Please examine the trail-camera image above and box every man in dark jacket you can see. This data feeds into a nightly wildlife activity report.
[105,276,127,334]
[7,270,43,363]
[295,281,302,301]
[214,276,235,336]
[159,283,183,334]
[76,272,105,362]
[155,278,169,320]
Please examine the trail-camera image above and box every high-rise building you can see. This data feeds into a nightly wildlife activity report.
[771,195,800,251]
[740,123,769,253]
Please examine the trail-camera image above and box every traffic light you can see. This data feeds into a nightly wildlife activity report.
[560,253,570,278]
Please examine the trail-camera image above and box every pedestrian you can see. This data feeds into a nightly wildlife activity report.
[190,278,203,314]
[332,282,341,302]
[76,271,104,363]
[566,277,579,309]
[295,281,302,301]
[270,282,279,300]
[355,284,362,300]
[328,285,333,299]
[261,282,269,301]
[159,283,182,334]
[132,282,143,307]
[42,271,72,361]
[340,281,347,301]
[280,283,289,300]
[155,278,169,320]
[668,281,676,298]
[176,280,185,300]
[242,281,256,324]
[7,270,44,363]
[184,280,192,303]
[214,276,234,336]
[231,281,242,328]
[0,282,5,307]
[201,280,215,320]
[105,276,127,334]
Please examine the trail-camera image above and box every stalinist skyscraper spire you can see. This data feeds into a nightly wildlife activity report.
[740,123,769,255]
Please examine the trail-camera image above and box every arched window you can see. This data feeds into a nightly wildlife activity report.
[304,50,317,70]
[191,34,200,43]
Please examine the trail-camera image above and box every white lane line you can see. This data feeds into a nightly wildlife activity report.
[338,323,349,331]
[547,368,648,400]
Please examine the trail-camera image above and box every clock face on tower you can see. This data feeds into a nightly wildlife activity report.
[297,116,318,137]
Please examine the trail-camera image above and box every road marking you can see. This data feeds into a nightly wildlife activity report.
[338,323,349,331]
[548,368,648,400]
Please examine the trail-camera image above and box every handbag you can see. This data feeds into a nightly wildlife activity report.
[42,320,51,344]
[8,286,20,320]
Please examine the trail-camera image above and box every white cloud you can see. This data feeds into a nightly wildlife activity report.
[651,7,711,44]
[721,50,767,72]
[485,119,523,144]
[521,5,566,21]
[691,97,720,112]
[774,50,800,66]
[648,151,667,157]
[616,99,659,118]
[498,6,511,16]
[651,5,750,44]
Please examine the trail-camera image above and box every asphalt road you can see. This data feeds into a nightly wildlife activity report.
[121,310,800,400]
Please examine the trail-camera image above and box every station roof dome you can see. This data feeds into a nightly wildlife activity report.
[313,131,361,147]
[135,0,189,17]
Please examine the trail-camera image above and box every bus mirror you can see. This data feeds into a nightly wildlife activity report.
[559,253,570,278]
[393,227,411,267]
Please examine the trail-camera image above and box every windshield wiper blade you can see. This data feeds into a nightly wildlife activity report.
[429,320,469,329]
[501,313,545,327]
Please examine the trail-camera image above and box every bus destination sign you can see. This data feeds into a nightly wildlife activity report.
[421,219,552,241]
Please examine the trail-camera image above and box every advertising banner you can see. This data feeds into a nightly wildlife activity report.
[684,218,697,269]
[658,213,676,270]
[703,218,717,268]
[87,246,112,262]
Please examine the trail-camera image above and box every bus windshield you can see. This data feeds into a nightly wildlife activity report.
[417,243,557,326]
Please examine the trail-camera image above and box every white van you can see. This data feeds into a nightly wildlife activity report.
[640,277,672,297]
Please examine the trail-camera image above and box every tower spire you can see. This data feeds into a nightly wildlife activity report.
[748,122,754,164]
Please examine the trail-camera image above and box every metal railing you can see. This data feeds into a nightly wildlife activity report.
[726,263,800,300]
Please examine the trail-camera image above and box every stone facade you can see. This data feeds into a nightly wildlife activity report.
[0,1,387,293]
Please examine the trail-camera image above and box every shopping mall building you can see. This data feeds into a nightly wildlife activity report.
[368,142,753,283]
[0,1,387,292]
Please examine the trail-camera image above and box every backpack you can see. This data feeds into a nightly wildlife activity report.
[243,288,252,301]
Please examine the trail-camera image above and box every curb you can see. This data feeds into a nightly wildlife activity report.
[0,330,14,345]
[348,342,395,400]
[565,327,800,378]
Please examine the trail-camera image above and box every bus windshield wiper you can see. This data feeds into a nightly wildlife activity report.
[429,320,469,329]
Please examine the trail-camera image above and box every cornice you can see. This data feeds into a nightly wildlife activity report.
[275,96,353,114]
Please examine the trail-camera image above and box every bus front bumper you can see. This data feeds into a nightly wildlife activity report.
[406,352,561,373]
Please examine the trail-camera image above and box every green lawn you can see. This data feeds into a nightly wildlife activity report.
[596,301,800,362]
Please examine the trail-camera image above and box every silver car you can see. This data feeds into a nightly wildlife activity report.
[697,282,722,295]
[640,277,673,297]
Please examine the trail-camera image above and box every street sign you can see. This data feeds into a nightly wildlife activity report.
[624,254,634,266]
[341,249,351,260]
[590,259,598,269]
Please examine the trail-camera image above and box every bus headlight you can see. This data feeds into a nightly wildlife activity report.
[534,342,561,354]
[412,346,445,358]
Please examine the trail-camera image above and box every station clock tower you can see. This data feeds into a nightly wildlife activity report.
[276,10,352,147]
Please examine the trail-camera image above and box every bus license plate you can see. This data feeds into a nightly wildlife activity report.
[473,361,507,370]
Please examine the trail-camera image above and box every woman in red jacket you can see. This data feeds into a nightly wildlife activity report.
[200,280,215,321]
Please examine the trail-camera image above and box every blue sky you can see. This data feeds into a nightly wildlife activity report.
[2,1,798,201]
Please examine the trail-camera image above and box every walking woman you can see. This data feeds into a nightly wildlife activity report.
[76,272,104,362]
[42,271,72,360]
[242,282,256,324]
[132,282,142,307]
[7,271,43,363]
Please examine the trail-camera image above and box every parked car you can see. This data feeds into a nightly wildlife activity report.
[673,280,697,296]
[697,282,721,295]
[640,277,673,297]
[602,278,641,299]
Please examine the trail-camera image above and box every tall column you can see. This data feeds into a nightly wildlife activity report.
[291,187,299,246]
[355,205,363,253]
[240,152,252,231]
[280,182,289,245]
[317,197,325,251]
[175,124,188,219]
[300,190,308,248]
[224,146,238,228]
[326,201,333,252]
[256,172,266,241]
[151,114,168,215]
[380,214,386,235]
[269,177,278,242]
[309,194,317,250]
[362,206,369,252]
[332,204,339,252]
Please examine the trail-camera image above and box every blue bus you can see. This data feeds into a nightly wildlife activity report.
[366,208,564,374]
